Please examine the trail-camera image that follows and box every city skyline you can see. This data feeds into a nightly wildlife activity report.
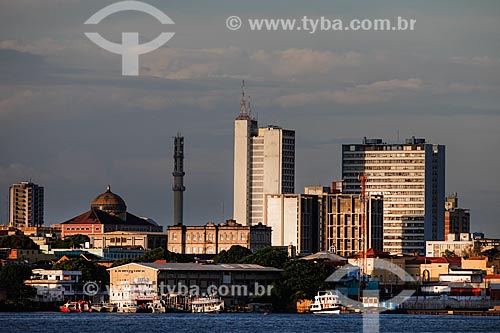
[0,1,499,238]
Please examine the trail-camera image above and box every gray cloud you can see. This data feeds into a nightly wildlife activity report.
[0,0,499,238]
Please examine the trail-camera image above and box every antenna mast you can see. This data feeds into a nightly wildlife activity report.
[358,174,368,301]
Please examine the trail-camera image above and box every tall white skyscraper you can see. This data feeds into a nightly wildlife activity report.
[233,84,295,226]
[342,137,445,255]
[9,181,44,228]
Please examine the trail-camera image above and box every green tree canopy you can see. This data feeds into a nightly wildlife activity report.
[134,247,193,263]
[213,245,252,264]
[0,264,36,299]
[240,247,290,268]
[442,249,457,257]
[52,258,108,283]
[262,260,334,312]
[51,234,90,249]
[0,235,39,250]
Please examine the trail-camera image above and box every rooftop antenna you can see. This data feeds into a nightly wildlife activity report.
[397,129,400,143]
[240,80,247,115]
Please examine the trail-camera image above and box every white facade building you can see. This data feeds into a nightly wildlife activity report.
[109,278,157,307]
[263,194,318,255]
[9,181,44,228]
[342,137,445,255]
[24,269,81,302]
[233,88,295,226]
[425,233,474,257]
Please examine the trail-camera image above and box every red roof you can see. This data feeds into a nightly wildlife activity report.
[409,256,461,265]
[355,248,391,258]
[61,208,158,227]
[485,274,500,280]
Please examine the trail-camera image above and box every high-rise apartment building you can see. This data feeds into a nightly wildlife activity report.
[342,137,445,255]
[323,194,384,257]
[233,84,295,226]
[9,181,44,228]
[444,194,470,235]
[263,194,319,255]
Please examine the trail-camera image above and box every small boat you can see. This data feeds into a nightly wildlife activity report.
[92,303,117,312]
[117,302,139,313]
[60,301,93,313]
[191,297,224,313]
[103,303,118,312]
[91,303,104,312]
[147,300,166,313]
[310,291,341,314]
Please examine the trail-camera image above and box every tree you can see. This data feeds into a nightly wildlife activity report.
[251,260,335,312]
[51,234,90,249]
[0,235,39,250]
[214,245,252,264]
[133,247,193,263]
[240,247,289,268]
[461,245,480,259]
[52,258,108,283]
[0,264,36,300]
[442,249,457,257]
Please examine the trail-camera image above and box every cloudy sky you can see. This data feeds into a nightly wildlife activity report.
[1,0,499,237]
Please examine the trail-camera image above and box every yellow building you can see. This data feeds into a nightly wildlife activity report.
[167,220,271,254]
[404,256,461,282]
[88,231,167,250]
[462,256,498,275]
[348,249,407,286]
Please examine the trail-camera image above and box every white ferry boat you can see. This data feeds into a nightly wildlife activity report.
[309,291,341,314]
[191,297,224,313]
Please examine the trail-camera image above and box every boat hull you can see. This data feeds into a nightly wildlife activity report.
[311,308,341,314]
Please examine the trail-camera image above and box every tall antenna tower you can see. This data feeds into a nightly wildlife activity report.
[358,174,368,301]
[173,134,185,226]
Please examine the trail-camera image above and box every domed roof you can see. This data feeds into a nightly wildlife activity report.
[91,185,126,215]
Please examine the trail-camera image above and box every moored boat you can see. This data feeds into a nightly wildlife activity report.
[92,303,117,312]
[117,302,139,313]
[103,303,118,312]
[60,301,93,313]
[309,291,341,314]
[191,297,224,313]
[91,303,104,312]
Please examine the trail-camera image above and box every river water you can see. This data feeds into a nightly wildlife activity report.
[1,312,499,333]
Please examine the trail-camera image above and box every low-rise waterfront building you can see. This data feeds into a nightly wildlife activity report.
[24,269,82,302]
[108,262,282,307]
